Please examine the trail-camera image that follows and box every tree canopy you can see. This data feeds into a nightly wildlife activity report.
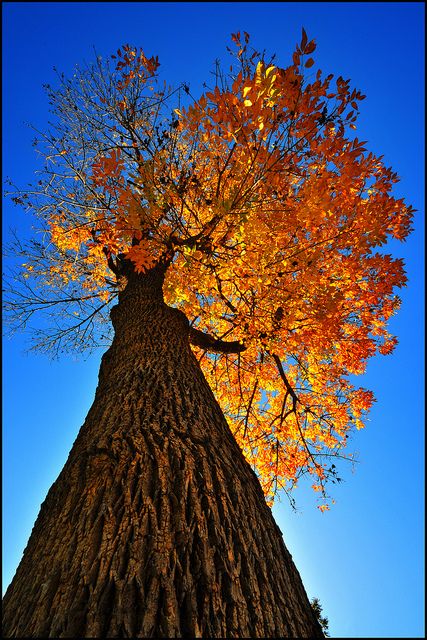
[4,31,413,508]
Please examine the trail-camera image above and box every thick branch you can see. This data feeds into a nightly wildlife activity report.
[189,327,246,354]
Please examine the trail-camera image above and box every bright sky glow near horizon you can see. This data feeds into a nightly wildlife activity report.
[2,2,425,638]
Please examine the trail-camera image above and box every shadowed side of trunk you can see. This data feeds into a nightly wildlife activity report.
[2,264,323,638]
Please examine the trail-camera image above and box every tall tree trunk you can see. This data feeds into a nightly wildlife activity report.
[2,263,323,638]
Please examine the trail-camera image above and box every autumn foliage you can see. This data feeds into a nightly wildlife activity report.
[6,31,413,508]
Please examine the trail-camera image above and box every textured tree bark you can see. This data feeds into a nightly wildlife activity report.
[2,263,324,638]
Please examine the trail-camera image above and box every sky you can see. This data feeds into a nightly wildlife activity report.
[2,2,425,637]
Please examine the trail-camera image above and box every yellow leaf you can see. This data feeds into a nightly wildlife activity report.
[243,86,252,98]
[255,60,264,84]
[244,99,253,107]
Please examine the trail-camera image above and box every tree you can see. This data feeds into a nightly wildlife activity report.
[2,31,412,637]
[311,597,330,637]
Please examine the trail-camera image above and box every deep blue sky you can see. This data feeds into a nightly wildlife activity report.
[2,3,425,637]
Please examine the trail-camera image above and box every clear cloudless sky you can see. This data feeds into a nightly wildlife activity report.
[2,2,425,637]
